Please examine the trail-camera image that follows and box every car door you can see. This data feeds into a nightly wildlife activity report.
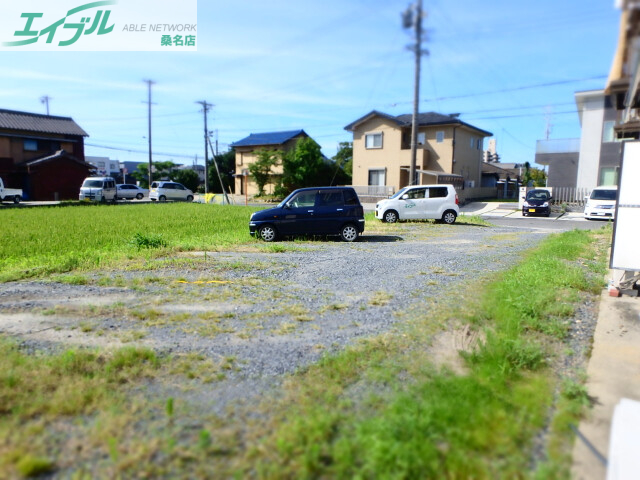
[314,190,345,234]
[401,187,427,219]
[277,190,317,235]
[164,183,180,200]
[423,186,449,219]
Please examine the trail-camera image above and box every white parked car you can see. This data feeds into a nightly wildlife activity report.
[149,181,194,202]
[79,176,117,203]
[375,184,459,224]
[117,184,148,200]
[584,185,617,220]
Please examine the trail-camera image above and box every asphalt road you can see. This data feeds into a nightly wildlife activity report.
[483,215,610,231]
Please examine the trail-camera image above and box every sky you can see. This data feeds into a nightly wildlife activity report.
[0,0,622,171]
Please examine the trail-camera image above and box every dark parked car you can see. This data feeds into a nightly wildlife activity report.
[522,189,552,217]
[249,187,365,242]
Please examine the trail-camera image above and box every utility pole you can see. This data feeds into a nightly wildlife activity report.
[40,95,51,115]
[143,79,155,188]
[402,0,427,186]
[196,101,213,195]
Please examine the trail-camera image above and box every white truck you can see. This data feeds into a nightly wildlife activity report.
[0,177,22,204]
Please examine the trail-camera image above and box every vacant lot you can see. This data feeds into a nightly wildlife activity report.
[0,204,610,478]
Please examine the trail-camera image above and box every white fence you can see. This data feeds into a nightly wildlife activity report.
[550,187,591,206]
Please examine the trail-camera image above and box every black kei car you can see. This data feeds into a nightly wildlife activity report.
[249,187,365,242]
[522,189,552,217]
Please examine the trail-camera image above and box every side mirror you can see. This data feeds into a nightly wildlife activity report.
[401,194,409,200]
[521,196,525,200]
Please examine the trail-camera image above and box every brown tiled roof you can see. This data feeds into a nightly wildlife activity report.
[0,109,88,136]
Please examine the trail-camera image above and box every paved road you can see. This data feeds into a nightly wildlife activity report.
[482,215,609,232]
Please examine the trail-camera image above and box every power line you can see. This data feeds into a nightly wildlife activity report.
[85,142,197,160]
[388,75,607,107]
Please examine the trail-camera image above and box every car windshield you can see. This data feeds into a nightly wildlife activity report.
[389,187,409,199]
[526,190,550,200]
[591,189,617,201]
[82,180,103,188]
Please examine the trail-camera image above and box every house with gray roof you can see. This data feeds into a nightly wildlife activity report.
[230,129,310,196]
[344,110,493,200]
[0,108,92,200]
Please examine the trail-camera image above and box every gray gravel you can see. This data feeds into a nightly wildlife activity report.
[0,221,599,415]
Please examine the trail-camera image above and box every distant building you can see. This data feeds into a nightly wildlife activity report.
[344,110,492,200]
[0,108,92,200]
[230,129,311,196]
[536,1,640,190]
[86,156,120,179]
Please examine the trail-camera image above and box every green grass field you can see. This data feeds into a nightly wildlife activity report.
[1,204,487,282]
[0,203,257,281]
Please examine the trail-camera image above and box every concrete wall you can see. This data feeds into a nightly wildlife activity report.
[536,152,579,187]
[576,92,605,189]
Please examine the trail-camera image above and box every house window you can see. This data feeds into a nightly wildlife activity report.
[599,167,618,186]
[602,121,616,143]
[470,137,475,148]
[368,169,386,186]
[436,131,444,143]
[365,132,383,149]
[24,139,38,151]
[417,132,426,145]
[477,139,482,150]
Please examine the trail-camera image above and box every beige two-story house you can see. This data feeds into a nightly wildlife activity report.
[231,129,309,196]
[344,110,492,196]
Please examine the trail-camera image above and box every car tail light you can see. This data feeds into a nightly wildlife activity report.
[455,194,459,205]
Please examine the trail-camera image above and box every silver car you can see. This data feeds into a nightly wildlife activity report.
[149,181,194,202]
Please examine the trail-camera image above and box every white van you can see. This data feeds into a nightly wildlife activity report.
[79,176,118,203]
[375,184,459,224]
[584,185,617,220]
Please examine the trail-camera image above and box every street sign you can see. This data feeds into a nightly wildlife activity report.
[610,141,640,271]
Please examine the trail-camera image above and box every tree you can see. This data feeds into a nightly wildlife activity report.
[333,141,353,177]
[208,149,235,194]
[281,137,324,191]
[522,161,547,187]
[131,161,177,188]
[249,149,280,196]
[171,168,200,192]
[331,141,352,184]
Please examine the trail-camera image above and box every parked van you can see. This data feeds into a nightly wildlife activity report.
[375,184,459,224]
[584,185,617,220]
[79,176,117,203]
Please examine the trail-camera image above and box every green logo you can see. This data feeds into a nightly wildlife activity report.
[3,1,116,47]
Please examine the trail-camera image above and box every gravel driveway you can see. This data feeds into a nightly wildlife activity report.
[0,221,595,414]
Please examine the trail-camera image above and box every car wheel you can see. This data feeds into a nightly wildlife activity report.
[383,210,399,223]
[159,195,166,202]
[442,210,457,224]
[259,225,277,242]
[13,196,20,204]
[112,196,118,204]
[100,196,106,204]
[136,193,143,200]
[340,224,359,242]
[187,195,194,202]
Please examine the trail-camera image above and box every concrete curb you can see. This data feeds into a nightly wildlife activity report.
[571,286,640,479]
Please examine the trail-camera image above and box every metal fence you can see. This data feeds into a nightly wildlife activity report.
[551,187,591,206]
